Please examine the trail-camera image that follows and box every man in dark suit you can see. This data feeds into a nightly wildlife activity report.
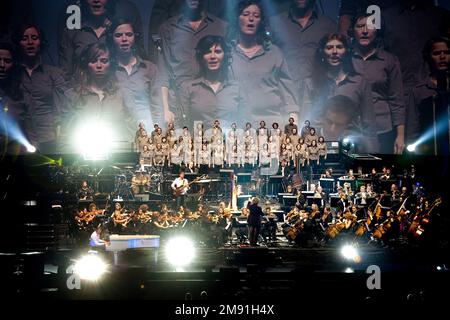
[247,197,264,246]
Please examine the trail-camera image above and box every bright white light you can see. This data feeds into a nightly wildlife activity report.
[407,144,417,152]
[26,145,36,153]
[74,254,107,281]
[342,137,350,145]
[165,237,196,268]
[341,244,359,262]
[74,121,113,160]
[344,267,354,273]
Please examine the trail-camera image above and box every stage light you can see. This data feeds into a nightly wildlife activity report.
[74,121,113,160]
[341,244,360,262]
[27,145,36,153]
[165,236,196,269]
[344,267,355,273]
[406,144,417,152]
[342,137,351,145]
[0,109,38,153]
[73,254,107,281]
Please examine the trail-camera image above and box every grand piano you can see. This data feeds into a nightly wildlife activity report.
[106,235,160,266]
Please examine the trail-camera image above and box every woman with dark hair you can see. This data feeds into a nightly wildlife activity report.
[0,41,35,152]
[108,18,161,130]
[15,24,68,154]
[351,12,405,154]
[229,0,299,125]
[406,37,450,155]
[59,0,115,75]
[61,42,134,153]
[179,35,241,129]
[302,33,378,153]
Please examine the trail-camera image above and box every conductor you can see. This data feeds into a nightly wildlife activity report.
[247,197,264,246]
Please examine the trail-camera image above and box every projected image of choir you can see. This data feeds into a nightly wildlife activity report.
[1,0,450,156]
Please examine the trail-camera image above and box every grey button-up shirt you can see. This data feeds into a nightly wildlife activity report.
[303,73,378,135]
[158,13,227,88]
[230,43,299,125]
[179,77,242,129]
[352,48,405,134]
[269,10,336,84]
[382,3,447,95]
[406,78,438,143]
[58,0,143,74]
[116,58,163,130]
[18,63,68,143]
[58,20,109,76]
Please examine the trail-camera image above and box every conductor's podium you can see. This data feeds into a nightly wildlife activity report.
[106,235,160,266]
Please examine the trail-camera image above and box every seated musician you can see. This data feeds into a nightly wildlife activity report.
[171,170,189,208]
[186,161,198,174]
[78,180,94,201]
[355,185,369,206]
[126,211,143,235]
[379,167,392,181]
[342,169,356,180]
[89,225,107,248]
[391,183,401,202]
[264,207,278,243]
[75,209,88,231]
[319,206,333,229]
[111,202,129,233]
[336,191,349,213]
[153,212,173,230]
[136,158,148,172]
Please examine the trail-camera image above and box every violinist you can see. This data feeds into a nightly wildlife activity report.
[75,209,88,231]
[123,210,141,234]
[154,212,173,232]
[111,202,129,233]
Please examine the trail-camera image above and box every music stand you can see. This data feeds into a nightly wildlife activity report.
[278,192,292,203]
[237,173,251,184]
[329,195,340,208]
[198,164,209,175]
[237,195,252,209]
[269,175,283,196]
[307,196,323,207]
[301,191,314,198]
[339,178,356,191]
[319,178,335,191]
[272,210,285,222]
[283,195,298,207]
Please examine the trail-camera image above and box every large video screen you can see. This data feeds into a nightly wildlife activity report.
[1,0,449,158]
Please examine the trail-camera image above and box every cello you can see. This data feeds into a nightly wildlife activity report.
[408,198,441,238]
